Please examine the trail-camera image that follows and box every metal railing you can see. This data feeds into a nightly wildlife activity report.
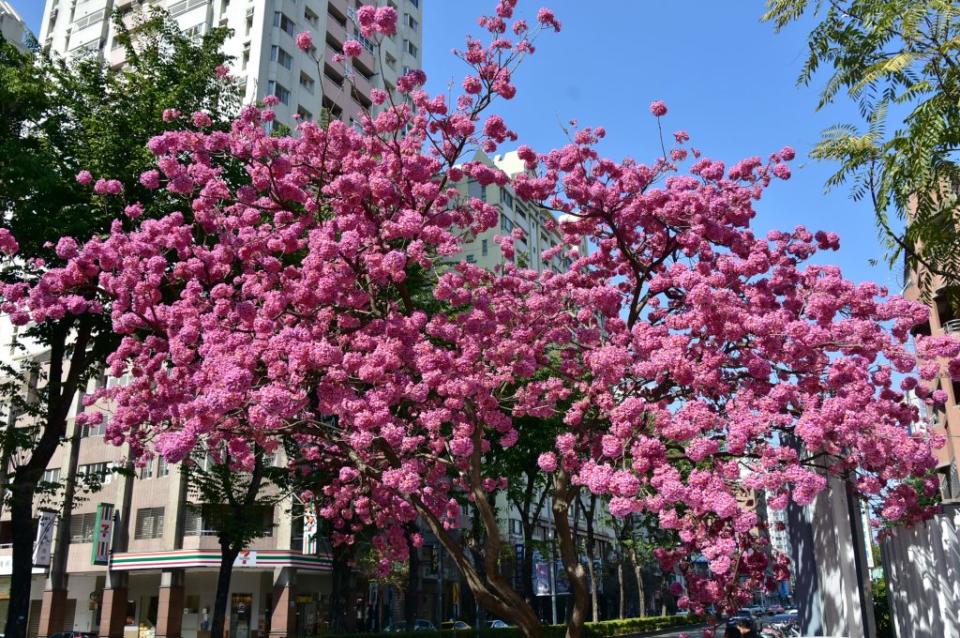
[944,319,960,333]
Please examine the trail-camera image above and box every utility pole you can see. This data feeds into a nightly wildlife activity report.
[549,528,557,625]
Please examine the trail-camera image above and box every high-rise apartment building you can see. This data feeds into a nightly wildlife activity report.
[903,267,960,501]
[38,0,423,129]
[0,0,31,51]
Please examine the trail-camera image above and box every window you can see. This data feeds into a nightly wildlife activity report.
[403,39,418,57]
[79,417,105,438]
[299,71,315,93]
[273,11,296,36]
[408,0,419,7]
[267,81,291,105]
[404,13,418,30]
[501,190,514,209]
[72,9,104,30]
[465,255,476,263]
[304,6,319,27]
[183,23,205,41]
[42,468,61,484]
[169,0,209,18]
[135,507,165,539]
[467,181,486,202]
[500,215,514,233]
[481,239,488,256]
[509,519,523,535]
[70,512,98,543]
[183,507,206,536]
[241,47,250,70]
[385,52,397,70]
[158,456,170,477]
[79,462,111,485]
[297,105,313,121]
[271,45,294,69]
[139,460,154,480]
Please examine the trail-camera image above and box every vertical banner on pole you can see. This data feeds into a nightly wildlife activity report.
[33,509,56,567]
[91,503,115,565]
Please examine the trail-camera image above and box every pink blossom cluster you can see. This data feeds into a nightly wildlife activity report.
[0,0,948,618]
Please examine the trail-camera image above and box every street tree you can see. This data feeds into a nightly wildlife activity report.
[0,4,953,638]
[0,11,238,637]
[763,0,960,301]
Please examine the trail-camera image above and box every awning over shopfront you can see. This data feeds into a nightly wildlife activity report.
[109,549,332,572]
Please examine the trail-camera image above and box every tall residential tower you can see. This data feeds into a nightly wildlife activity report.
[38,0,423,128]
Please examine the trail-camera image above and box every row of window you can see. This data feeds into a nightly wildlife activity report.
[69,505,275,542]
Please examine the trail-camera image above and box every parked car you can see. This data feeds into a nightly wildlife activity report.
[384,620,437,632]
[440,621,471,631]
[487,620,512,629]
[49,633,97,638]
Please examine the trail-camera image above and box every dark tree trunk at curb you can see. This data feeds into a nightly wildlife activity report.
[405,529,420,630]
[211,543,241,638]
[329,544,354,632]
[5,483,36,638]
[553,471,590,638]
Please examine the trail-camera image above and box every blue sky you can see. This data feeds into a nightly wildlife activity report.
[11,0,900,290]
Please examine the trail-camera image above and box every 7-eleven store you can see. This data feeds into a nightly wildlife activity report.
[103,549,333,638]
[0,427,336,638]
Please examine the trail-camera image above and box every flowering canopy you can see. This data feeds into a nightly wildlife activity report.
[0,0,950,627]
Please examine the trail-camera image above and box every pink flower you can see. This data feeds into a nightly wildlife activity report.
[75,170,93,185]
[295,31,314,52]
[0,229,19,256]
[162,108,181,122]
[214,64,229,78]
[649,100,668,117]
[342,40,364,58]
[536,8,561,32]
[537,452,558,472]
[192,111,212,128]
[93,178,123,196]
[139,170,161,190]
[375,6,398,35]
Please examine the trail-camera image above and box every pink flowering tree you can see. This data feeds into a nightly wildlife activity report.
[1,3,953,638]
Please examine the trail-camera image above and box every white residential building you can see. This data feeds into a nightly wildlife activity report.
[38,0,423,129]
[0,0,31,51]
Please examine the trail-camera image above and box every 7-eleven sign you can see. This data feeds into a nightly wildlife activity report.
[91,503,114,566]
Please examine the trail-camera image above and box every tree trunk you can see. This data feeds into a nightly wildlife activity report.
[552,471,590,638]
[629,550,646,618]
[405,530,420,630]
[3,320,91,638]
[582,494,599,622]
[410,496,543,638]
[329,544,353,632]
[4,482,36,638]
[617,561,625,619]
[211,542,241,638]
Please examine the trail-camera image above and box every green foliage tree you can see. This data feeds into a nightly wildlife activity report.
[185,445,280,638]
[0,12,239,638]
[763,0,960,300]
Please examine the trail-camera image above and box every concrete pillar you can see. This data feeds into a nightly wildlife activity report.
[99,581,129,638]
[37,587,67,638]
[156,570,185,638]
[269,568,297,638]
[788,473,875,638]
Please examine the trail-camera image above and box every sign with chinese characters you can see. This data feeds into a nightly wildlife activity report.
[33,509,56,567]
[91,503,114,565]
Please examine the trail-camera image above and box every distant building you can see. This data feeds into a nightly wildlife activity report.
[451,150,584,274]
[38,0,423,129]
[0,0,32,51]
